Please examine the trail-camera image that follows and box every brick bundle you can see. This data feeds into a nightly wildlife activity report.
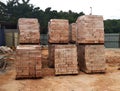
[16,18,42,79]
[76,15,104,44]
[18,18,40,44]
[16,45,42,78]
[48,19,78,75]
[70,23,77,43]
[55,45,78,75]
[48,45,55,68]
[77,45,106,73]
[48,19,69,43]
[76,15,106,73]
[105,49,120,66]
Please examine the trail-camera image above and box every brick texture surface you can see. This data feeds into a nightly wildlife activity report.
[16,45,42,78]
[70,23,77,43]
[76,15,104,44]
[48,44,55,68]
[18,18,40,44]
[77,44,106,73]
[54,45,78,75]
[48,19,69,43]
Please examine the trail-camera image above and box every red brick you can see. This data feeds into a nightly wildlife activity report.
[15,45,42,79]
[18,18,40,44]
[48,19,69,43]
[54,45,78,75]
[76,15,104,44]
[77,44,106,73]
[70,23,77,43]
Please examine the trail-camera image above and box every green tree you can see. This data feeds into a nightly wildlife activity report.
[0,0,85,34]
[104,19,120,33]
[0,1,7,20]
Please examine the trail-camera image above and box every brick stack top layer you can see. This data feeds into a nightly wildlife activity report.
[17,45,40,50]
[70,23,77,42]
[48,19,69,43]
[76,15,104,44]
[18,18,40,44]
[16,45,41,50]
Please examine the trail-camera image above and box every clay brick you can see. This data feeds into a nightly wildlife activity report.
[77,44,106,73]
[48,44,55,68]
[15,45,42,79]
[76,15,104,44]
[105,49,120,66]
[54,45,78,75]
[70,23,77,43]
[48,19,69,43]
[18,18,40,44]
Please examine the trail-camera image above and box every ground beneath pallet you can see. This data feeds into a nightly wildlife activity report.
[0,66,120,91]
[0,48,120,91]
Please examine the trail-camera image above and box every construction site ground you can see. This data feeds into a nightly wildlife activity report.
[0,48,120,91]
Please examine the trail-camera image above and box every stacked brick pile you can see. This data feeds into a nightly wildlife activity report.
[16,45,42,78]
[55,45,78,75]
[77,45,105,73]
[76,15,104,43]
[70,23,77,43]
[48,19,78,75]
[48,44,55,68]
[18,18,40,44]
[16,18,42,79]
[76,15,106,73]
[48,19,69,43]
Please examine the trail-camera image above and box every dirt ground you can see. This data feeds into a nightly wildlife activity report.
[0,48,120,91]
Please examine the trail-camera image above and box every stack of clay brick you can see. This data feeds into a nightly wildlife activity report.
[76,15,106,73]
[16,18,42,79]
[18,18,40,44]
[48,19,78,75]
[69,23,77,43]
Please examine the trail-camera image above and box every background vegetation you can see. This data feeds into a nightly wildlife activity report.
[0,0,120,33]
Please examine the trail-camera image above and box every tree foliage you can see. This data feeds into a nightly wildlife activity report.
[0,0,85,33]
[104,19,120,33]
[1,0,120,34]
[0,0,120,33]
